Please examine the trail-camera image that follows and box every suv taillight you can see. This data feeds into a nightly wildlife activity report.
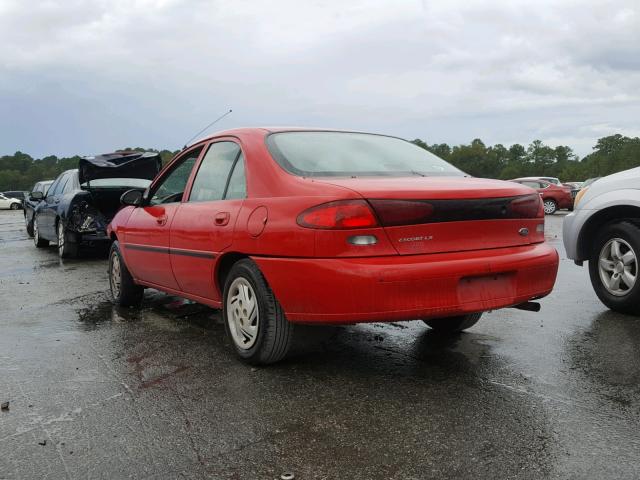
[297,200,378,229]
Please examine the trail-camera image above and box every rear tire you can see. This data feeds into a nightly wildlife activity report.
[10,203,20,210]
[543,199,557,215]
[588,221,640,315]
[33,216,49,248]
[422,313,482,333]
[109,241,144,307]
[223,259,294,365]
[57,221,78,259]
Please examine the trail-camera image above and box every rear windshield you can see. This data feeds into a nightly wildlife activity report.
[81,178,151,188]
[266,131,464,177]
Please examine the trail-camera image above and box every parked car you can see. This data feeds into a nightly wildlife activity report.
[563,167,640,315]
[24,180,53,237]
[108,128,560,364]
[0,193,23,210]
[535,176,562,186]
[2,191,28,207]
[32,151,161,258]
[509,178,574,214]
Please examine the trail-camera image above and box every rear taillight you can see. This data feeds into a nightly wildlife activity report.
[297,200,378,229]
[510,194,544,218]
[368,199,434,227]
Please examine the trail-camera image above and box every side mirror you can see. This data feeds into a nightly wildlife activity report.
[120,189,143,207]
[30,191,44,201]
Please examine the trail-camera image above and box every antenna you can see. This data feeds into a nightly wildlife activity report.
[182,109,233,149]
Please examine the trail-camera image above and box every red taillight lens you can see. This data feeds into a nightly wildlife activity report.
[368,199,434,227]
[297,200,378,229]
[510,194,544,218]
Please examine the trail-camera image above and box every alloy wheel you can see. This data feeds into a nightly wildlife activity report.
[33,218,39,244]
[226,277,259,350]
[58,223,65,255]
[110,251,122,299]
[598,238,637,297]
[543,200,556,214]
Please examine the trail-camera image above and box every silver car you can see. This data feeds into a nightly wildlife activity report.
[563,167,640,315]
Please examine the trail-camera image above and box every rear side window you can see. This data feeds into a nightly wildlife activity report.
[521,181,540,189]
[224,155,246,200]
[49,175,67,196]
[63,173,78,194]
[189,142,242,202]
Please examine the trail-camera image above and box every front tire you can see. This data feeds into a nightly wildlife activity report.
[25,214,34,237]
[223,259,294,365]
[543,199,558,215]
[422,313,482,333]
[33,216,49,248]
[109,241,144,307]
[10,203,20,210]
[588,222,640,315]
[57,221,78,259]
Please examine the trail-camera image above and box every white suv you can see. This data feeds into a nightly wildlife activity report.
[563,167,640,315]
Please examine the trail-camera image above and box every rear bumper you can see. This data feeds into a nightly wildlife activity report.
[253,242,559,324]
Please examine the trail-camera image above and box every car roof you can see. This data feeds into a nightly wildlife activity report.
[190,126,394,146]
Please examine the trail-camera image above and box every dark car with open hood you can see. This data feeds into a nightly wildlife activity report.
[31,151,162,258]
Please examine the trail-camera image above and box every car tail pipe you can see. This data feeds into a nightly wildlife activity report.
[510,301,541,312]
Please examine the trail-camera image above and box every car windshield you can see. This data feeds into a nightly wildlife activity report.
[266,131,464,177]
[81,178,152,188]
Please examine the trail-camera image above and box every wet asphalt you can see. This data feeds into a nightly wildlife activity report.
[1,210,639,480]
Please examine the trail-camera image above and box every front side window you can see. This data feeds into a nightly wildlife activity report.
[267,131,464,177]
[150,147,202,205]
[49,175,67,196]
[189,142,242,202]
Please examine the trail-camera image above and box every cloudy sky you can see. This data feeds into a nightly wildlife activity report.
[1,0,639,158]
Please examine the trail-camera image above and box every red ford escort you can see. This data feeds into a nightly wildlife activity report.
[107,128,559,364]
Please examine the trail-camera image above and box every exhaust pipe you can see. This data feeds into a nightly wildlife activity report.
[511,301,541,312]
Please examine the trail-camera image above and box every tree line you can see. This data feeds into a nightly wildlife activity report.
[411,134,640,181]
[1,134,639,192]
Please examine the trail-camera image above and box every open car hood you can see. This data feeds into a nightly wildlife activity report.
[79,151,162,185]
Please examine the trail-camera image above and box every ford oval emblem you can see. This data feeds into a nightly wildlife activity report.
[519,227,529,236]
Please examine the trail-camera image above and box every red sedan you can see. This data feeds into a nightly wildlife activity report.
[509,178,574,214]
[108,128,559,364]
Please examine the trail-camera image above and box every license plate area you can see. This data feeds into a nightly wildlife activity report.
[458,272,516,303]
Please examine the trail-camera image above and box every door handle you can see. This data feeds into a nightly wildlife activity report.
[156,214,168,226]
[214,212,230,226]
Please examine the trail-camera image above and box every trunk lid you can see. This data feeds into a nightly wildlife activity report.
[79,151,162,185]
[312,176,545,255]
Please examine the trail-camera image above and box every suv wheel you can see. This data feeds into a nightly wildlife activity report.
[33,216,49,248]
[422,313,482,333]
[543,199,557,215]
[589,222,640,315]
[223,259,294,365]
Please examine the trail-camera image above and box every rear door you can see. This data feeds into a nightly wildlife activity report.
[123,146,203,289]
[170,140,246,300]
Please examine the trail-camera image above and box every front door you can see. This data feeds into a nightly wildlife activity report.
[170,140,247,301]
[123,146,203,289]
